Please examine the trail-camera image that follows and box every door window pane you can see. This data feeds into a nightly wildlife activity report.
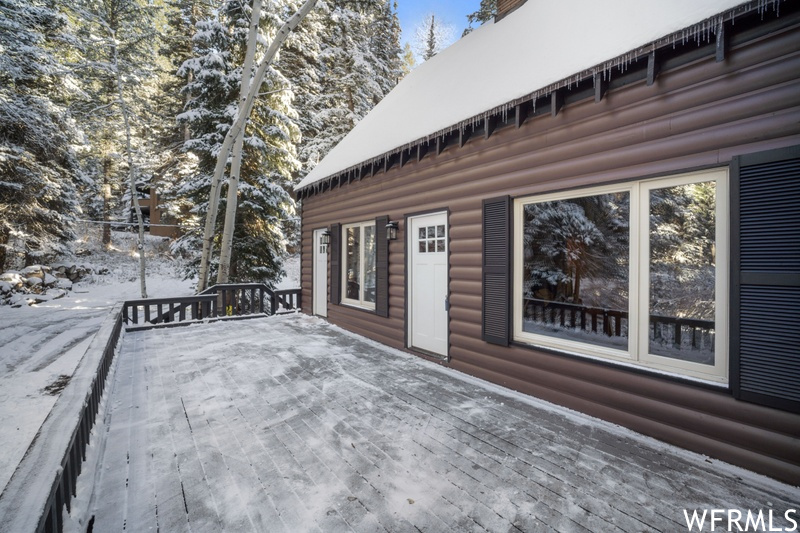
[521,192,630,350]
[649,182,716,364]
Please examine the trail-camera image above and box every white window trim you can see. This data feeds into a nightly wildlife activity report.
[513,168,729,384]
[341,221,376,311]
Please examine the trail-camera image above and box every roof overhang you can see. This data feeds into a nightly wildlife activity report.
[295,0,784,199]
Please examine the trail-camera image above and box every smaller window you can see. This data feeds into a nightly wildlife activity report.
[342,221,377,309]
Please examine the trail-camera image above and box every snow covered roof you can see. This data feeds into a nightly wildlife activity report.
[295,0,756,192]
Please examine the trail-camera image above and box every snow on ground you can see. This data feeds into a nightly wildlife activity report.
[276,253,300,290]
[0,226,301,500]
[0,229,194,496]
[68,314,799,532]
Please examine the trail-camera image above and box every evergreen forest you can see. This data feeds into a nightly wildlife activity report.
[1,0,458,285]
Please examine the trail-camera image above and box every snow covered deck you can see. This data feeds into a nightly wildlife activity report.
[84,315,798,532]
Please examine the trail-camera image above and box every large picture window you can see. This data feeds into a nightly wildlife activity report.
[513,169,728,382]
[342,221,377,309]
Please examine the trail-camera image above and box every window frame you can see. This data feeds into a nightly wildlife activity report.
[341,220,377,310]
[513,168,729,384]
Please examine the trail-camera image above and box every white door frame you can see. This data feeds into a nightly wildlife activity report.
[313,228,328,317]
[407,211,449,359]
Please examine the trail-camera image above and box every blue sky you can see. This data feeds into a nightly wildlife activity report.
[395,0,483,48]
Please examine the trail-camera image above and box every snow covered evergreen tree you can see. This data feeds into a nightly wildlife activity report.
[173,0,300,284]
[70,0,162,246]
[296,0,401,176]
[412,13,454,62]
[153,0,215,230]
[278,0,327,179]
[523,194,629,309]
[0,0,83,270]
[649,182,717,319]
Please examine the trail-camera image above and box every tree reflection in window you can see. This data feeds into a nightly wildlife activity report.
[522,192,630,350]
[649,181,716,363]
[346,226,360,300]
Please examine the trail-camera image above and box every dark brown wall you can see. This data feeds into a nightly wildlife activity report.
[299,22,800,484]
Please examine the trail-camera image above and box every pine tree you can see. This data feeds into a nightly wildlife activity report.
[523,194,629,308]
[463,0,496,36]
[649,182,717,319]
[70,0,162,247]
[0,0,82,270]
[154,0,215,232]
[412,12,454,62]
[173,0,300,285]
[278,0,327,178]
[296,0,402,174]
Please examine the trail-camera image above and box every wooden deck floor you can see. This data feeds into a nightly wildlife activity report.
[88,315,798,532]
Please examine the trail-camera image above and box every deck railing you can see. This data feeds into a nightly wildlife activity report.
[35,308,123,533]
[31,285,301,532]
[122,284,301,330]
[523,297,714,348]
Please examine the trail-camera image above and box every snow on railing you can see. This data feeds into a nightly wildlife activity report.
[35,308,123,533]
[121,284,301,331]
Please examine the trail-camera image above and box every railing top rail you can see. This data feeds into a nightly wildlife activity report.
[125,294,218,306]
[274,288,300,295]
[201,283,271,295]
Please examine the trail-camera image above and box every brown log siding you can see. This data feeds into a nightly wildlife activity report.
[300,22,800,483]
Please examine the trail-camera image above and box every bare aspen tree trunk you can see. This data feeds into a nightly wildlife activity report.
[113,37,147,298]
[102,176,112,246]
[216,0,262,285]
[196,0,318,292]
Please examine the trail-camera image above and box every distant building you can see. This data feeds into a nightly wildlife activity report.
[131,186,179,239]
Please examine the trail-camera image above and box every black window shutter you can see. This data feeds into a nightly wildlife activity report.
[482,196,512,346]
[731,145,800,413]
[330,223,341,305]
[375,216,389,317]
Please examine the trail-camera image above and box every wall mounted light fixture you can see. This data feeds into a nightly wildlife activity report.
[386,221,399,241]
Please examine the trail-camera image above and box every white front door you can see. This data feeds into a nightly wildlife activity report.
[408,212,448,357]
[313,228,328,317]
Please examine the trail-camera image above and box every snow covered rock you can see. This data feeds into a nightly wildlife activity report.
[26,277,42,287]
[33,289,67,303]
[56,278,73,290]
[9,293,33,308]
[0,281,12,294]
[0,272,24,289]
[21,265,50,277]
